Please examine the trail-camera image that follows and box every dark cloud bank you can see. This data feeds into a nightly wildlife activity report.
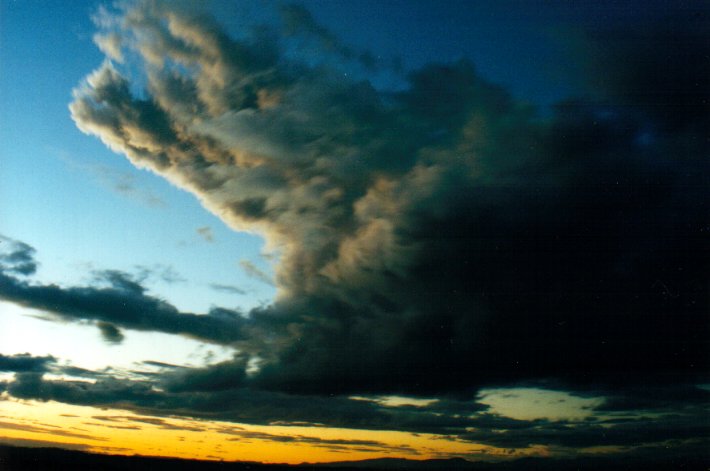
[1,0,708,460]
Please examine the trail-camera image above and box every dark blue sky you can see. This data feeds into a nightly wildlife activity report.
[288,0,684,106]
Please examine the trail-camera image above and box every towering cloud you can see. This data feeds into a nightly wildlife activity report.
[2,0,706,403]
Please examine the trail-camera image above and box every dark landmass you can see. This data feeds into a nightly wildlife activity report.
[0,444,708,471]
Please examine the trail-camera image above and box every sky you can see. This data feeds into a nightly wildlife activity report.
[0,0,708,466]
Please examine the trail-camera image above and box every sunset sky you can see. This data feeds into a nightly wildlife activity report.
[0,0,708,465]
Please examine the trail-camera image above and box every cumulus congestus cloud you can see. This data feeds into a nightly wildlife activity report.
[46,0,710,398]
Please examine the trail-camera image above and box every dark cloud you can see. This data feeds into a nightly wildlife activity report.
[2,372,387,431]
[593,384,710,412]
[8,378,452,441]
[84,422,142,430]
[3,369,707,454]
[223,428,419,455]
[97,321,125,344]
[0,235,37,276]
[457,412,710,450]
[0,1,707,456]
[95,265,185,287]
[130,417,204,431]
[0,353,55,373]
[6,372,160,408]
[0,261,246,345]
[584,7,710,135]
[63,0,709,399]
[93,270,145,295]
[141,360,181,369]
[59,365,111,380]
[0,437,93,451]
[0,420,108,442]
[0,354,109,381]
[159,357,248,393]
[90,415,127,422]
[209,283,247,295]
[93,415,207,432]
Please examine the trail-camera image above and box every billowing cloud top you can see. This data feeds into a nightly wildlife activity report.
[6,0,707,404]
[65,0,710,396]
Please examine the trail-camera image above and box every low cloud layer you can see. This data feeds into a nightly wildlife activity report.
[0,246,246,345]
[0,0,708,458]
[222,429,419,455]
[0,353,55,373]
[1,358,707,456]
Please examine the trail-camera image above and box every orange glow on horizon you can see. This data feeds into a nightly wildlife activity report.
[0,398,549,464]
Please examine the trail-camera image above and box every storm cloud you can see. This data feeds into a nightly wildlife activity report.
[0,0,707,449]
[72,0,708,395]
